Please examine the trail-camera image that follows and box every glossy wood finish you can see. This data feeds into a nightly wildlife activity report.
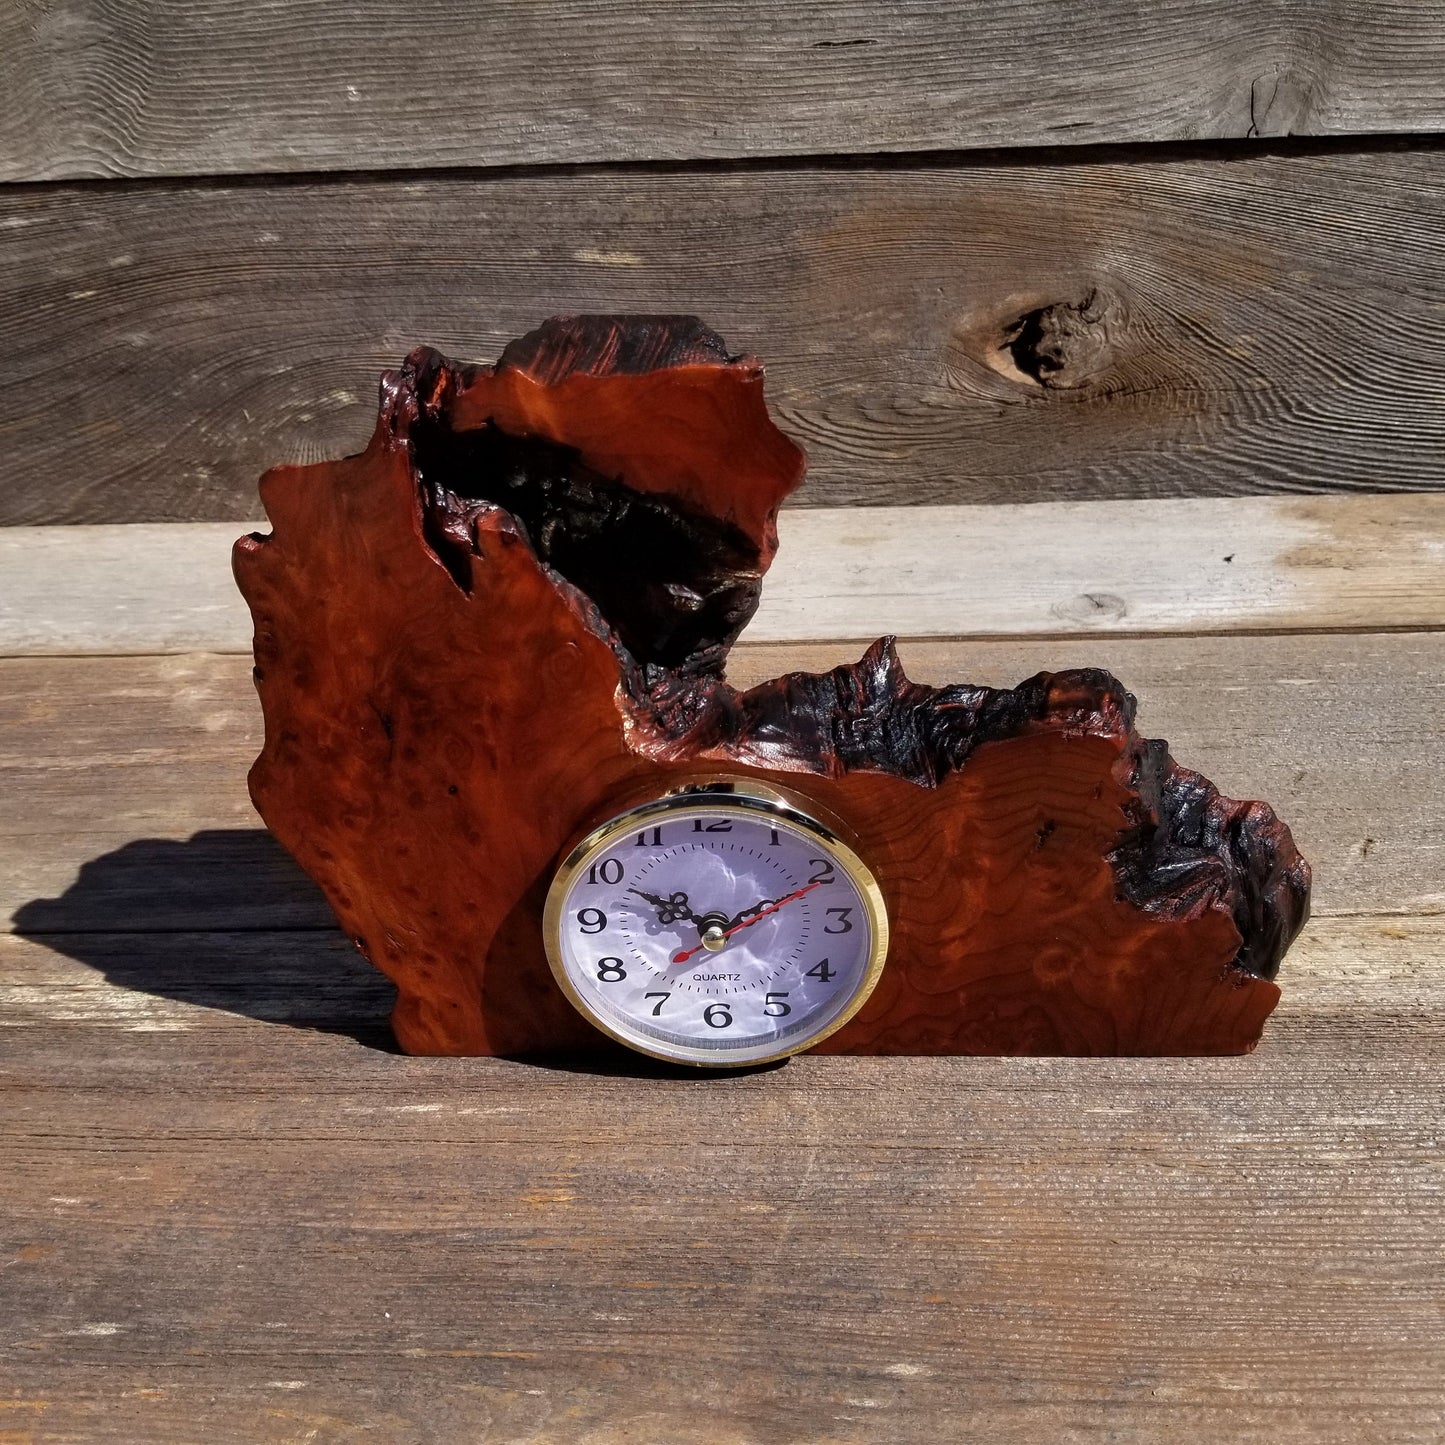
[234,318,1308,1058]
[2,6,1439,1430]
[6,630,1438,937]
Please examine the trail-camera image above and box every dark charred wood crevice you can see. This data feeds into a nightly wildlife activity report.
[400,324,1306,984]
[657,639,1130,786]
[403,354,763,675]
[1108,742,1310,979]
[493,313,739,385]
[651,636,1308,981]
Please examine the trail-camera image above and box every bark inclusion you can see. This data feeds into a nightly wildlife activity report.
[413,410,762,678]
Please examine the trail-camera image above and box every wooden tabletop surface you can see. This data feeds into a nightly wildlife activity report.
[3,498,1443,1443]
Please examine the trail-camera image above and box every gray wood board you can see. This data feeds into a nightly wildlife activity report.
[4,1,1445,181]
[3,150,1444,524]
[6,497,1445,653]
[2,1002,1442,1443]
[4,635,1441,936]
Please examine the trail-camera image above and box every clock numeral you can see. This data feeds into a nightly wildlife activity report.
[692,818,732,833]
[808,858,835,885]
[587,858,624,885]
[764,992,791,1017]
[577,907,607,934]
[596,957,627,983]
[824,907,854,934]
[805,959,835,983]
[635,827,663,847]
[768,828,781,847]
[703,1003,733,1028]
[644,991,671,1015]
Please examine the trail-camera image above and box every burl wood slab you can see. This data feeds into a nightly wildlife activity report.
[234,315,1310,1058]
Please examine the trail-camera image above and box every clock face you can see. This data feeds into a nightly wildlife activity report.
[543,784,889,1066]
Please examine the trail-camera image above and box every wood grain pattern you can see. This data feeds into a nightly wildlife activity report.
[4,633,1440,938]
[4,149,1445,522]
[4,0,1445,181]
[5,495,1444,654]
[1,1007,1441,1442]
[0,930,394,1032]
[2,553,1441,1435]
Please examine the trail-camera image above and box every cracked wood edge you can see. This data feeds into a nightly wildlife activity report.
[2,494,1442,656]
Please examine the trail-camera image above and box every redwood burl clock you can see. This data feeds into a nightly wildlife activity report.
[233,315,1310,1063]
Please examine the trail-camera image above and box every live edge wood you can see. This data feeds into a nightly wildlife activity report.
[234,316,1310,1059]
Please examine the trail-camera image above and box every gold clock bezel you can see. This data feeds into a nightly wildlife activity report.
[541,780,890,1067]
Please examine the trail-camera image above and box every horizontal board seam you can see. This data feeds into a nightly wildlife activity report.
[11,904,1434,940]
[8,926,345,938]
[728,623,1445,650]
[5,130,1445,197]
[5,619,1445,664]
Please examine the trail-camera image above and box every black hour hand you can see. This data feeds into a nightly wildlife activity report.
[629,887,701,928]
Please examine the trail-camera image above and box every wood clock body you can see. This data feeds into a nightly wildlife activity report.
[234,316,1310,1061]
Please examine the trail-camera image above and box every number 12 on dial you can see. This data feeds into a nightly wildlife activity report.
[542,782,889,1066]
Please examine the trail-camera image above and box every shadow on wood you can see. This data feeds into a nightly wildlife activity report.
[9,829,792,1077]
[11,829,398,1047]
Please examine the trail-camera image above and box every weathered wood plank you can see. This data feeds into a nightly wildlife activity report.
[770,494,1445,639]
[0,524,261,655]
[1,1015,1441,1442]
[0,1374,1432,1445]
[3,150,1445,522]
[0,930,391,1030]
[4,497,1442,654]
[4,913,1438,1036]
[3,636,1441,936]
[4,0,1445,182]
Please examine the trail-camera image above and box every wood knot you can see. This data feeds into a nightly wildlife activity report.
[1052,592,1128,625]
[1001,290,1112,390]
[947,286,1123,396]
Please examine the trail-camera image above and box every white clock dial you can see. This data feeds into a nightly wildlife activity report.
[543,784,888,1066]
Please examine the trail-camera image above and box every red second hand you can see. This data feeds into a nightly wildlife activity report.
[671,881,823,964]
